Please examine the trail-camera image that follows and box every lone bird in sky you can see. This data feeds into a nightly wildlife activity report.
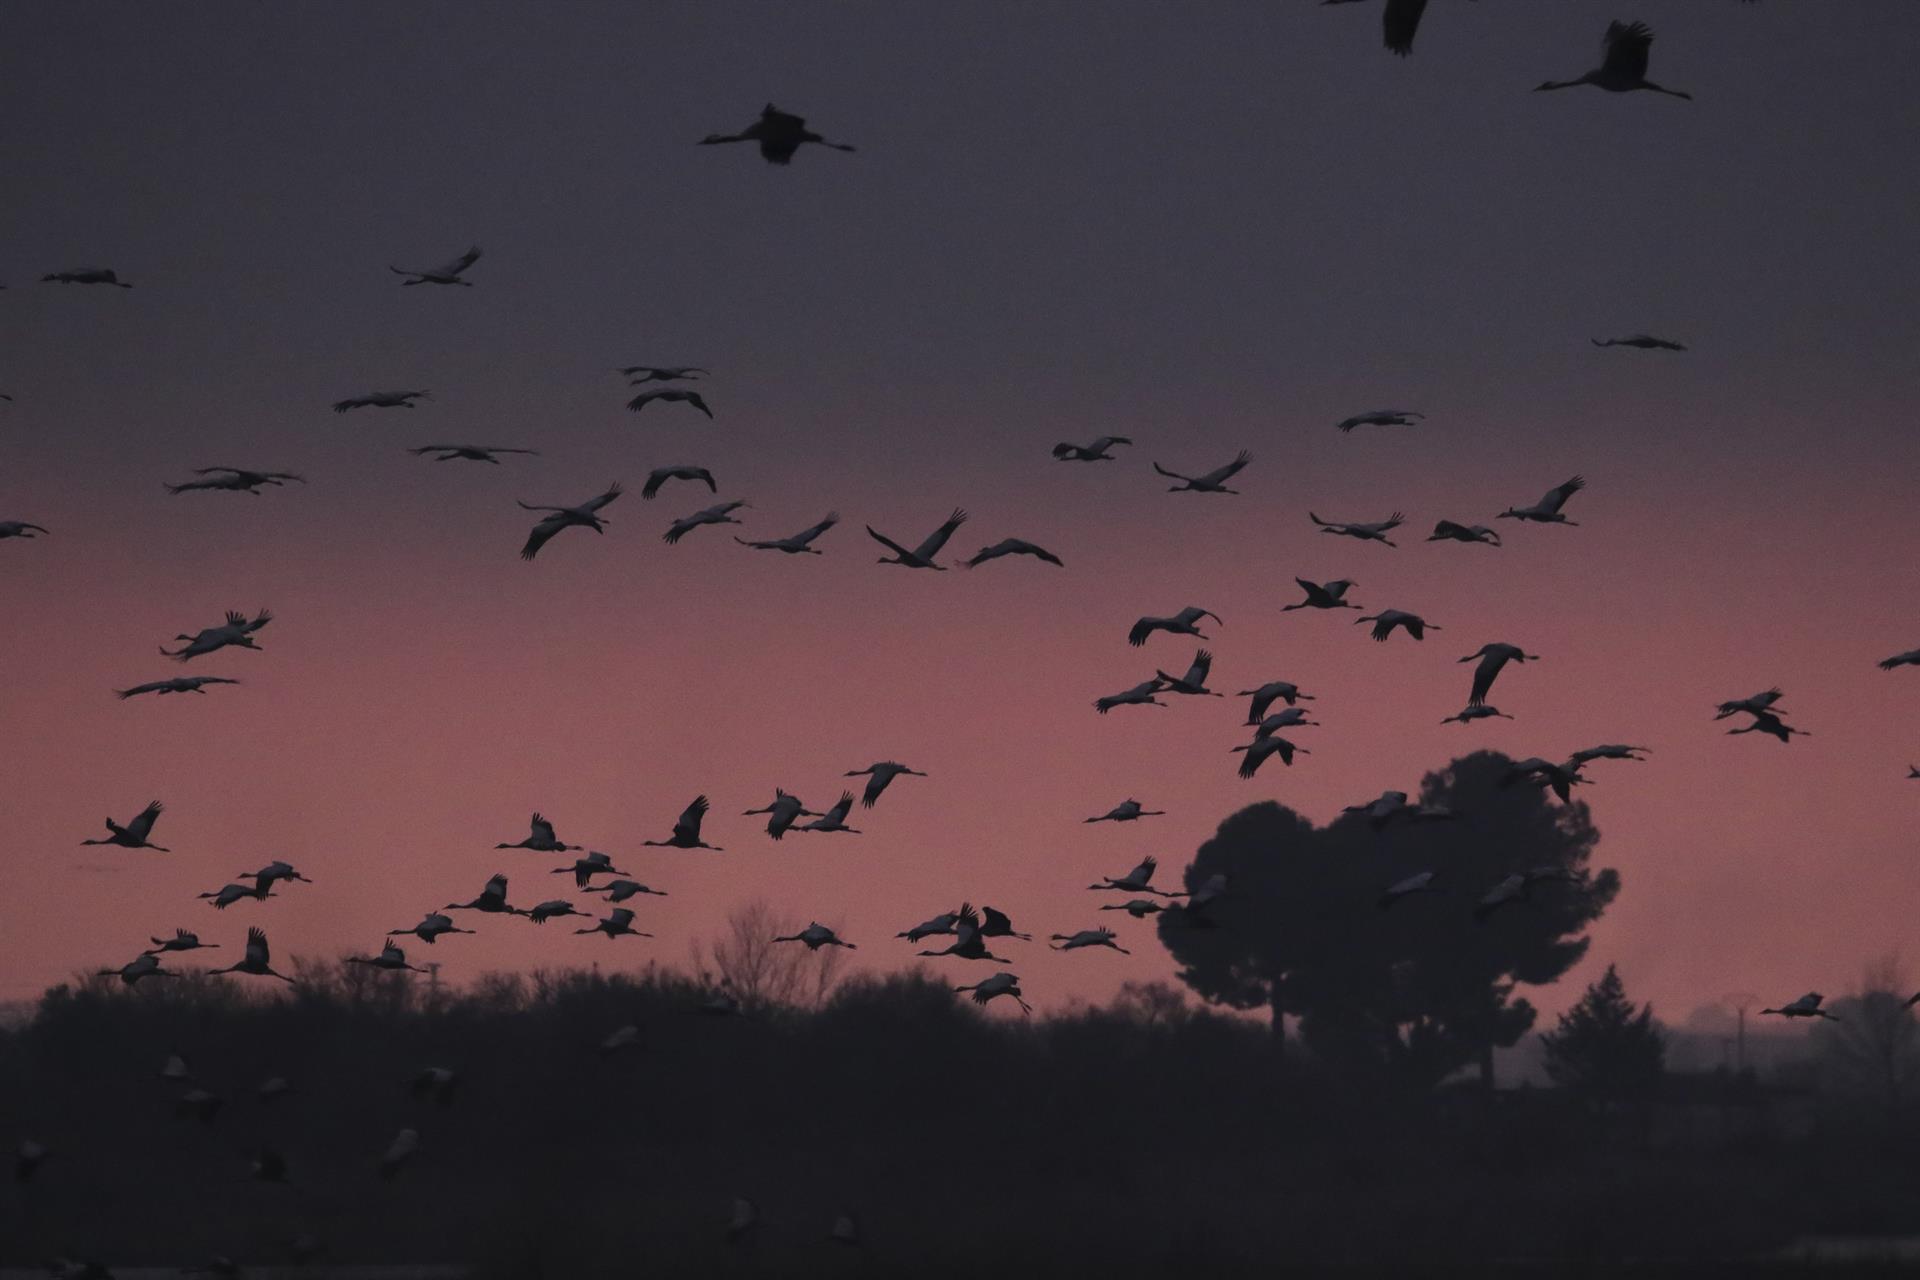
[1499,476,1586,525]
[162,610,272,661]
[1335,408,1424,432]
[82,801,169,851]
[699,104,857,164]
[1154,450,1251,494]
[116,676,241,700]
[389,245,481,286]
[1536,21,1693,100]
[1129,605,1220,647]
[737,511,838,555]
[1052,435,1132,461]
[868,507,968,569]
[1311,511,1404,546]
[410,444,538,464]
[1592,334,1686,350]
[1461,642,1539,707]
[519,482,623,560]
[844,761,926,809]
[627,388,714,417]
[333,390,428,413]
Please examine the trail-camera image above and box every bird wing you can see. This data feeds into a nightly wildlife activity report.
[793,512,839,544]
[1468,652,1503,706]
[1602,20,1653,83]
[483,874,509,901]
[1199,451,1252,485]
[912,508,969,559]
[1185,649,1213,685]
[128,802,163,839]
[641,470,670,500]
[1151,462,1192,483]
[432,245,482,277]
[581,482,623,513]
[675,795,710,839]
[521,516,566,561]
[1538,475,1585,513]
[246,927,270,966]
[244,609,272,633]
[1382,0,1428,55]
[981,906,1014,934]
[1127,616,1163,647]
[865,526,913,558]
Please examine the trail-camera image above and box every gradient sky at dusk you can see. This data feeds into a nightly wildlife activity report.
[4,2,1919,1026]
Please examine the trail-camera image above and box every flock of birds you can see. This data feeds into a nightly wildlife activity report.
[2,9,1909,1274]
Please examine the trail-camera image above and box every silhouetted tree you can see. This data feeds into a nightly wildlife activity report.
[1159,752,1620,1089]
[1540,964,1665,1102]
[693,897,845,1011]
[1818,955,1920,1126]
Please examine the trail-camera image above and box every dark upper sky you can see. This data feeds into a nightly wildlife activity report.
[3,2,1919,1018]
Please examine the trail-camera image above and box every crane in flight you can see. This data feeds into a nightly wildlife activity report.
[1715,688,1786,720]
[1283,578,1361,611]
[737,512,838,555]
[161,609,272,661]
[553,850,630,889]
[1443,704,1513,725]
[1155,648,1223,697]
[795,792,863,834]
[844,761,926,808]
[954,971,1031,1014]
[1129,605,1220,647]
[1335,408,1424,432]
[166,466,305,495]
[627,388,714,417]
[388,912,475,944]
[43,267,132,287]
[699,104,857,164]
[1726,710,1809,744]
[1355,608,1438,642]
[409,444,538,465]
[1879,649,1920,671]
[496,813,578,852]
[1089,856,1179,897]
[347,942,427,973]
[1232,734,1309,778]
[620,365,707,383]
[915,907,1012,963]
[963,538,1064,568]
[1760,993,1839,1022]
[1536,21,1693,100]
[0,520,49,541]
[1085,799,1164,823]
[518,482,623,560]
[1499,476,1586,525]
[664,500,749,544]
[1051,927,1130,955]
[642,465,717,500]
[772,922,856,950]
[210,928,295,982]
[1428,520,1500,546]
[643,795,724,850]
[1052,435,1131,462]
[1311,511,1404,546]
[1238,680,1315,723]
[1592,334,1686,351]
[333,390,428,413]
[116,676,240,700]
[146,929,215,954]
[591,878,670,902]
[1095,678,1168,714]
[82,801,170,851]
[743,789,818,839]
[867,508,968,569]
[1379,871,1441,909]
[390,245,481,286]
[1154,450,1251,494]
[1461,642,1540,706]
[446,873,528,917]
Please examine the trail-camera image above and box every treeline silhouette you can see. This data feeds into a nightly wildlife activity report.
[6,757,1920,1276]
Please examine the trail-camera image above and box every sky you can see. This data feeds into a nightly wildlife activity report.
[2,1,1918,1027]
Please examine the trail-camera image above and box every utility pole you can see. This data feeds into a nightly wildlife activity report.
[1725,993,1759,1074]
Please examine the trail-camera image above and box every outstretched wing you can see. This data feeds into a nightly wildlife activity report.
[912,508,969,560]
[246,927,270,966]
[1200,450,1252,485]
[1382,0,1428,55]
[865,525,913,558]
[521,515,566,561]
[1601,20,1653,84]
[675,795,710,840]
[127,801,163,840]
[433,245,482,277]
[1537,475,1586,513]
[792,512,839,545]
[581,482,623,513]
[1468,652,1501,706]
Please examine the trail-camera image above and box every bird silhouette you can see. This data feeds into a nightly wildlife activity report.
[346,941,426,973]
[1237,680,1315,723]
[1442,704,1513,725]
[496,813,578,852]
[1355,609,1438,642]
[664,500,749,544]
[1155,648,1223,696]
[161,610,271,661]
[1231,735,1309,778]
[1499,476,1586,525]
[1129,605,1221,647]
[518,482,623,560]
[115,676,241,700]
[743,789,818,840]
[1760,993,1839,1021]
[1461,642,1539,706]
[1715,688,1786,720]
[1879,649,1920,671]
[1095,679,1168,714]
[1335,408,1424,432]
[795,792,862,834]
[627,388,714,417]
[1283,578,1361,611]
[1154,450,1250,494]
[1050,927,1130,955]
[737,511,839,554]
[590,878,670,903]
[620,365,708,382]
[446,873,528,917]
[1379,871,1440,909]
[42,267,132,287]
[165,466,305,495]
[642,465,718,500]
[699,104,856,164]
[844,761,926,808]
[409,444,538,464]
[553,850,630,889]
[1727,710,1809,744]
[332,390,428,413]
[772,922,855,950]
[868,508,968,569]
[1311,511,1404,546]
[82,801,170,851]
[1427,520,1501,546]
[1085,799,1164,823]
[1592,334,1686,350]
[209,928,294,981]
[1536,21,1692,99]
[389,245,481,286]
[643,795,723,850]
[388,912,474,944]
[963,538,1064,568]
[1088,857,1178,897]
[97,953,178,985]
[1052,435,1132,461]
[954,971,1031,1014]
[145,929,215,954]
[0,520,49,541]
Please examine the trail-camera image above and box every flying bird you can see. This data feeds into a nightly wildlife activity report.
[591,878,670,903]
[736,511,838,554]
[518,482,623,560]
[115,676,240,700]
[1760,993,1839,1022]
[332,390,428,413]
[210,928,294,981]
[409,444,538,464]
[1088,856,1177,897]
[954,971,1031,1014]
[1310,511,1404,546]
[145,929,215,954]
[496,813,578,852]
[1461,643,1539,707]
[82,801,169,851]
[1283,578,1360,611]
[198,881,273,910]
[1499,476,1586,525]
[1129,605,1221,647]
[1050,928,1129,955]
[898,909,961,943]
[867,507,968,569]
[844,761,926,809]
[389,245,481,286]
[1535,21,1693,99]
[1355,609,1438,642]
[1714,688,1785,720]
[241,859,311,888]
[1442,704,1513,725]
[554,850,630,889]
[772,922,855,950]
[1322,0,1473,57]
[795,792,862,834]
[641,465,717,500]
[388,912,474,944]
[626,389,713,417]
[1503,757,1588,803]
[165,466,305,495]
[379,1129,421,1179]
[528,899,594,925]
[620,365,707,383]
[1238,680,1315,723]
[1154,450,1250,494]
[1567,743,1652,766]
[915,907,1011,963]
[98,953,178,986]
[1052,436,1132,461]
[43,267,132,287]
[1252,707,1318,735]
[743,789,818,840]
[1592,334,1686,351]
[1094,679,1167,714]
[1428,520,1500,546]
[1335,408,1424,432]
[664,500,748,544]
[1100,899,1167,919]
[699,103,857,164]
[1473,875,1528,922]
[1231,734,1309,778]
[977,905,1029,941]
[161,609,271,661]
[1342,790,1455,829]
[963,538,1064,568]
[643,795,723,850]
[1727,710,1809,744]
[346,942,426,973]
[446,873,528,917]
[1085,799,1164,823]
[0,520,49,540]
[1155,648,1223,697]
